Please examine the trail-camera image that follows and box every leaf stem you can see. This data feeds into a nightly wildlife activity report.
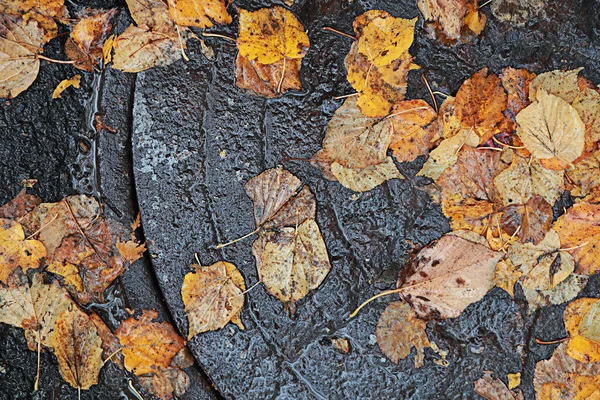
[561,242,589,251]
[201,32,236,42]
[241,280,262,295]
[322,27,356,40]
[37,55,75,64]
[35,332,41,391]
[421,74,438,113]
[333,93,359,100]
[277,56,286,94]
[349,288,404,318]
[215,228,260,249]
[102,347,123,366]
[535,337,568,345]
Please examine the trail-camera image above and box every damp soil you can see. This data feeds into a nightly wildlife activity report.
[130,0,600,399]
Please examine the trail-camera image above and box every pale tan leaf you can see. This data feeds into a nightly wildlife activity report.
[330,158,404,192]
[567,150,600,198]
[529,68,583,103]
[521,274,588,312]
[474,371,524,400]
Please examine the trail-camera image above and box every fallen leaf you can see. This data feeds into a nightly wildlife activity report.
[0,0,69,42]
[102,34,115,64]
[66,8,116,71]
[454,68,507,144]
[437,147,504,235]
[168,0,231,29]
[115,310,185,376]
[474,371,524,400]
[517,90,585,168]
[500,67,536,123]
[388,99,440,163]
[116,239,146,264]
[331,337,350,354]
[0,190,41,220]
[572,88,600,151]
[252,219,330,313]
[51,305,103,391]
[181,261,245,338]
[491,0,545,26]
[235,54,302,98]
[508,230,574,291]
[398,234,502,319]
[417,0,468,41]
[563,298,600,363]
[500,195,553,245]
[494,153,564,206]
[0,16,44,99]
[244,166,315,230]
[566,150,600,198]
[52,74,81,99]
[522,273,588,312]
[330,157,404,192]
[47,261,83,292]
[553,203,600,275]
[376,301,430,367]
[507,372,521,390]
[463,2,486,35]
[0,218,46,283]
[125,0,174,31]
[493,258,522,297]
[529,68,583,104]
[88,312,123,367]
[344,11,416,117]
[534,342,600,400]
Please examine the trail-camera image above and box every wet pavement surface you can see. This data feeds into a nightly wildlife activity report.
[2,0,600,399]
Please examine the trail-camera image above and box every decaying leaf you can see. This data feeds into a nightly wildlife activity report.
[0,190,41,219]
[567,150,600,198]
[418,0,486,41]
[46,261,83,292]
[116,310,185,376]
[516,90,585,168]
[500,195,553,245]
[0,15,44,99]
[529,68,583,104]
[573,88,600,150]
[51,305,103,391]
[564,298,600,363]
[553,203,600,275]
[398,234,502,319]
[252,219,330,313]
[88,311,123,367]
[331,337,350,354]
[116,238,146,264]
[522,274,588,312]
[474,371,524,400]
[137,347,194,400]
[500,67,536,124]
[52,74,81,99]
[181,262,245,338]
[493,258,522,298]
[0,218,46,283]
[235,6,308,97]
[311,98,404,191]
[491,0,545,26]
[534,342,600,400]
[508,230,574,291]
[376,301,430,367]
[66,8,116,71]
[0,0,69,42]
[345,11,417,117]
[388,99,440,163]
[168,0,231,28]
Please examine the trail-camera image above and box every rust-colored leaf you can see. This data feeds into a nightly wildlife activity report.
[0,189,41,219]
[66,8,116,71]
[500,195,553,245]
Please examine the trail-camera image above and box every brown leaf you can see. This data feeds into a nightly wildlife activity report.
[88,311,123,367]
[138,367,190,400]
[491,0,545,27]
[534,342,600,400]
[398,234,502,319]
[331,337,350,354]
[522,273,588,312]
[125,0,173,31]
[0,218,46,283]
[500,67,536,122]
[376,301,430,367]
[0,16,44,99]
[115,310,185,376]
[116,239,146,264]
[66,8,116,71]
[244,166,315,230]
[181,262,245,338]
[563,298,600,363]
[329,157,404,192]
[0,0,69,42]
[0,189,41,219]
[168,0,231,29]
[567,150,600,198]
[51,305,103,390]
[388,99,440,163]
[474,371,524,400]
[235,54,302,98]
[493,258,522,297]
[572,88,600,151]
[553,203,600,275]
[252,219,330,314]
[500,195,553,245]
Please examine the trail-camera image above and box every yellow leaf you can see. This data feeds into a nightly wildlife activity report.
[182,262,245,338]
[168,0,231,29]
[463,3,486,35]
[237,6,309,65]
[102,34,115,64]
[47,261,83,292]
[116,239,146,264]
[564,298,600,363]
[0,0,69,42]
[493,258,522,298]
[0,218,46,283]
[52,74,81,99]
[508,372,521,390]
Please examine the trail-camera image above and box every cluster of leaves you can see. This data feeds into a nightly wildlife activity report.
[0,0,312,100]
[417,0,487,42]
[0,190,192,399]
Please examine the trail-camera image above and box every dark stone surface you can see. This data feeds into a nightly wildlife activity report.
[131,0,600,399]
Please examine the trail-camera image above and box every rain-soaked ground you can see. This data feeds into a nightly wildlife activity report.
[1,0,600,399]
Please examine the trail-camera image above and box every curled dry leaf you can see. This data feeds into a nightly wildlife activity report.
[453,68,507,144]
[0,218,46,283]
[115,310,185,376]
[534,342,600,400]
[567,150,600,198]
[235,6,308,97]
[252,219,330,314]
[553,203,600,275]
[66,8,117,71]
[508,230,574,291]
[376,301,430,367]
[344,11,417,117]
[0,189,41,219]
[0,16,44,99]
[181,262,245,338]
[51,305,103,391]
[388,99,440,163]
[168,0,231,28]
[474,371,524,400]
[398,234,502,319]
[516,90,585,168]
[0,0,69,42]
[500,195,553,245]
[52,74,81,99]
[564,298,600,363]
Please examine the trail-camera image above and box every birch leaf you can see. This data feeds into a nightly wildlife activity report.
[168,0,231,29]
